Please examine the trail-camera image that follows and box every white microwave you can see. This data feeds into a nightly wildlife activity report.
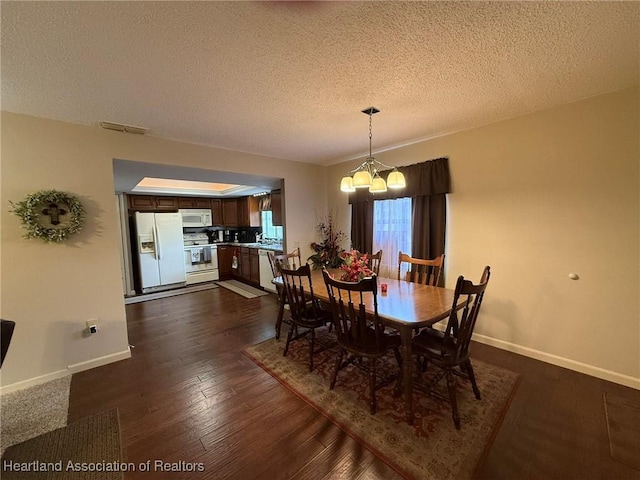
[179,209,213,228]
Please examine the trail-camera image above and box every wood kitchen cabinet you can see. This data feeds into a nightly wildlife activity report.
[128,195,179,211]
[178,197,211,209]
[211,199,223,226]
[271,190,282,226]
[217,245,234,280]
[239,247,260,285]
[237,196,261,227]
[222,199,239,226]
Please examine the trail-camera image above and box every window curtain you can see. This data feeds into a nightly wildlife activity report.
[350,201,373,253]
[258,195,271,211]
[349,157,450,284]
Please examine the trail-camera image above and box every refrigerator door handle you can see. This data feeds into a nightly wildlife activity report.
[154,224,161,260]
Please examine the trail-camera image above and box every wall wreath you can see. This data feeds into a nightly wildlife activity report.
[10,189,86,243]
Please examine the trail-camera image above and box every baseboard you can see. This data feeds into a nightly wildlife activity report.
[472,333,640,390]
[0,348,131,395]
[67,348,131,374]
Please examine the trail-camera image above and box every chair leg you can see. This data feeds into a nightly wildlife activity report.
[283,323,294,357]
[330,349,344,389]
[393,347,403,397]
[275,289,285,340]
[446,369,460,429]
[369,358,377,415]
[308,328,315,372]
[464,360,481,400]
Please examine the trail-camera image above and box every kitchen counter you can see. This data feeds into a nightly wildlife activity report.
[213,242,283,251]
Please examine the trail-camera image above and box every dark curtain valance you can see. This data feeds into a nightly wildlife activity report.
[348,157,450,204]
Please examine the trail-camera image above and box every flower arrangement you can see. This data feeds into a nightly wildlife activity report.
[9,189,86,243]
[308,213,347,269]
[339,250,374,282]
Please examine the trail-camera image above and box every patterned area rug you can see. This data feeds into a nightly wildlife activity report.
[1,409,123,479]
[244,332,519,480]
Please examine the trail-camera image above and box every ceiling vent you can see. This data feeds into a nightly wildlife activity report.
[100,121,148,135]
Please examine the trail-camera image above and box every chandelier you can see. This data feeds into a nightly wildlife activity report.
[340,107,406,193]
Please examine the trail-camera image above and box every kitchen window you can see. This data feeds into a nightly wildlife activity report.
[261,210,283,241]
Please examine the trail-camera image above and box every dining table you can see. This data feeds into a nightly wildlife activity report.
[273,268,463,425]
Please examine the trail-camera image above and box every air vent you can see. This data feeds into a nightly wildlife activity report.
[100,121,148,135]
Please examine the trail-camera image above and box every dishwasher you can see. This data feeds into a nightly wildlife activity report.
[258,249,276,293]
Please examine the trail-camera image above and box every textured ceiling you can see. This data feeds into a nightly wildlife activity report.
[2,1,639,166]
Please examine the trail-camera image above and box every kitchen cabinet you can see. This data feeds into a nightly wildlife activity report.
[178,197,211,209]
[239,247,260,285]
[240,247,251,281]
[128,195,179,211]
[250,250,260,284]
[237,196,261,227]
[271,191,282,226]
[211,199,223,226]
[222,199,239,226]
[217,245,234,280]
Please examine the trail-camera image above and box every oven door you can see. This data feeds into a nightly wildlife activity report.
[184,246,219,284]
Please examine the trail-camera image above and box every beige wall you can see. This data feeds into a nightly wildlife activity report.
[327,87,639,388]
[0,112,326,389]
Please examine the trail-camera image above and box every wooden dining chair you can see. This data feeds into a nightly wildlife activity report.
[397,252,445,286]
[280,264,332,372]
[1,319,16,368]
[411,266,491,429]
[322,270,402,414]
[269,247,303,339]
[355,250,383,276]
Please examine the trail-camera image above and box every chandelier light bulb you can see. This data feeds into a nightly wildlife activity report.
[369,175,387,193]
[386,170,406,189]
[353,169,372,188]
[340,176,356,192]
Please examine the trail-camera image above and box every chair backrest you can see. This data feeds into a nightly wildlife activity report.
[322,270,385,350]
[1,319,16,368]
[441,266,491,362]
[355,250,383,276]
[397,252,445,286]
[272,247,302,275]
[280,264,324,322]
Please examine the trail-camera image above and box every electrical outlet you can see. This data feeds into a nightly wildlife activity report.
[86,319,99,334]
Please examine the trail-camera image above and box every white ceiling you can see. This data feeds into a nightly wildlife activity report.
[2,1,639,168]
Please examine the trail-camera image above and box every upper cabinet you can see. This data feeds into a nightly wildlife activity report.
[271,191,282,226]
[128,195,179,211]
[127,194,263,228]
[178,197,211,209]
[238,196,261,227]
[222,199,239,226]
[211,199,223,226]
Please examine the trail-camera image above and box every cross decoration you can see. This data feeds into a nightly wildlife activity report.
[42,202,67,225]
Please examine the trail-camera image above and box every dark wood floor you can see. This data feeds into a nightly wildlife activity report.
[69,287,640,479]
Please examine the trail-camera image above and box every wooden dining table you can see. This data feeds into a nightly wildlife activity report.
[273,268,462,425]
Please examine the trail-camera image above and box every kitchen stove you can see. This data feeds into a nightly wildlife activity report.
[183,232,211,246]
[183,233,219,284]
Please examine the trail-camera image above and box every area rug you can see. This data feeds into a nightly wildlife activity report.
[1,409,123,480]
[1,376,71,453]
[216,280,269,298]
[604,392,640,470]
[244,334,519,480]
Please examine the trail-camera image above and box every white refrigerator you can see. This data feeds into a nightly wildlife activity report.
[135,212,186,293]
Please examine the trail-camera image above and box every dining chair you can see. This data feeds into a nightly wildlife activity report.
[411,266,491,429]
[355,249,383,276]
[269,247,303,339]
[322,270,402,414]
[1,319,16,368]
[397,252,445,286]
[280,264,332,372]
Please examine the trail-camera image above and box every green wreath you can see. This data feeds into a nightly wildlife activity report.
[10,189,86,243]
